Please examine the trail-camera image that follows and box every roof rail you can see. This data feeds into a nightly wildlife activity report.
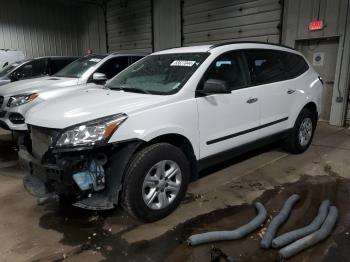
[109,51,148,56]
[209,41,295,51]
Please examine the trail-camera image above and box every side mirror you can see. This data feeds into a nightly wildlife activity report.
[92,73,107,84]
[198,79,231,95]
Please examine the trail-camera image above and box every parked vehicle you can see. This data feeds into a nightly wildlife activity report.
[0,56,79,87]
[0,49,25,68]
[19,42,323,222]
[0,53,145,131]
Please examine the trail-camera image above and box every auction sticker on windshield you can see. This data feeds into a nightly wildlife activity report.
[171,60,196,67]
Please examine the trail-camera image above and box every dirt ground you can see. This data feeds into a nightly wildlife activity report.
[0,122,349,262]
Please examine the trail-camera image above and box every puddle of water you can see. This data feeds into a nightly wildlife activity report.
[35,173,350,262]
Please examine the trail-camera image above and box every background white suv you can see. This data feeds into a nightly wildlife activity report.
[0,53,144,131]
[19,42,323,222]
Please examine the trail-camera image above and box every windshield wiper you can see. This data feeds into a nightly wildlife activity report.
[109,86,151,94]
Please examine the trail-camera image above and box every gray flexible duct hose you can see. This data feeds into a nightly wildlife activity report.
[278,206,338,260]
[187,202,267,246]
[272,200,330,248]
[260,194,300,249]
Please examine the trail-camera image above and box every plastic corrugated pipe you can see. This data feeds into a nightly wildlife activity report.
[272,200,330,248]
[260,194,300,249]
[278,206,338,260]
[187,202,267,246]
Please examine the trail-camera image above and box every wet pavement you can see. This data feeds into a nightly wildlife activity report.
[0,123,349,262]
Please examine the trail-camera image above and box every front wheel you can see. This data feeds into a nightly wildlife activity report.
[284,108,316,154]
[121,143,190,222]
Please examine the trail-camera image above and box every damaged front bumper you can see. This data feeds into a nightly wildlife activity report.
[19,140,142,210]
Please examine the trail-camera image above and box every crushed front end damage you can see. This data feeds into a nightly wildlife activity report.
[19,126,142,210]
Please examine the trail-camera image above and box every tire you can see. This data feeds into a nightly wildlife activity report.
[284,108,316,154]
[121,143,190,222]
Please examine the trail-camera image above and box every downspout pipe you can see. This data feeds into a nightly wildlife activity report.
[272,200,330,248]
[187,202,267,246]
[260,194,300,248]
[278,206,338,260]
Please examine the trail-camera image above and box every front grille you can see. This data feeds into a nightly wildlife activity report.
[30,126,60,159]
[0,96,3,108]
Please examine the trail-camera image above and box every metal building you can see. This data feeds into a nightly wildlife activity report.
[0,0,106,57]
[283,0,350,127]
[104,0,350,127]
[0,0,349,126]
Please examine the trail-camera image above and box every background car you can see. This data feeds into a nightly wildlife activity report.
[0,53,145,131]
[0,56,79,87]
[0,49,25,68]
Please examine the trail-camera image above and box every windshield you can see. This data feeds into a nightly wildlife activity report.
[0,61,25,78]
[54,55,106,78]
[107,53,209,95]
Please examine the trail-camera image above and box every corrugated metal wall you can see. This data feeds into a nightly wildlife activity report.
[282,0,350,126]
[153,0,181,51]
[79,4,107,55]
[182,0,282,46]
[106,0,153,53]
[282,0,347,46]
[0,0,106,58]
[347,100,350,126]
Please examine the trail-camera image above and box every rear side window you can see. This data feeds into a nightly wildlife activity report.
[282,52,309,79]
[32,58,49,75]
[131,56,144,63]
[50,58,77,75]
[245,49,287,85]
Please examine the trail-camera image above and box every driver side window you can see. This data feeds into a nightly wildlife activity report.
[13,62,34,80]
[96,57,129,79]
[14,59,48,80]
[203,51,250,91]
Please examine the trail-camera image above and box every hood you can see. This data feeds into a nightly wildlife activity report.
[0,79,10,87]
[37,83,102,100]
[26,88,171,129]
[0,76,79,97]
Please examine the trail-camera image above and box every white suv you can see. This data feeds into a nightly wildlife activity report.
[0,53,144,131]
[19,42,323,222]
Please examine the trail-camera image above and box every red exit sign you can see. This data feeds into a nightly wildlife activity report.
[309,20,324,31]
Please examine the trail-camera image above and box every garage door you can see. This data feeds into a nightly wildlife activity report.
[106,0,152,53]
[182,0,282,46]
[346,98,350,126]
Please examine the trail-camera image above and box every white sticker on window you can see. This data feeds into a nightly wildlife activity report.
[89,58,102,63]
[171,60,196,67]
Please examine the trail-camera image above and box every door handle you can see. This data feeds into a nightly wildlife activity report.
[246,98,258,104]
[287,89,296,94]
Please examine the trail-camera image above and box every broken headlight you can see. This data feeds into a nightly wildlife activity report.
[54,113,128,148]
